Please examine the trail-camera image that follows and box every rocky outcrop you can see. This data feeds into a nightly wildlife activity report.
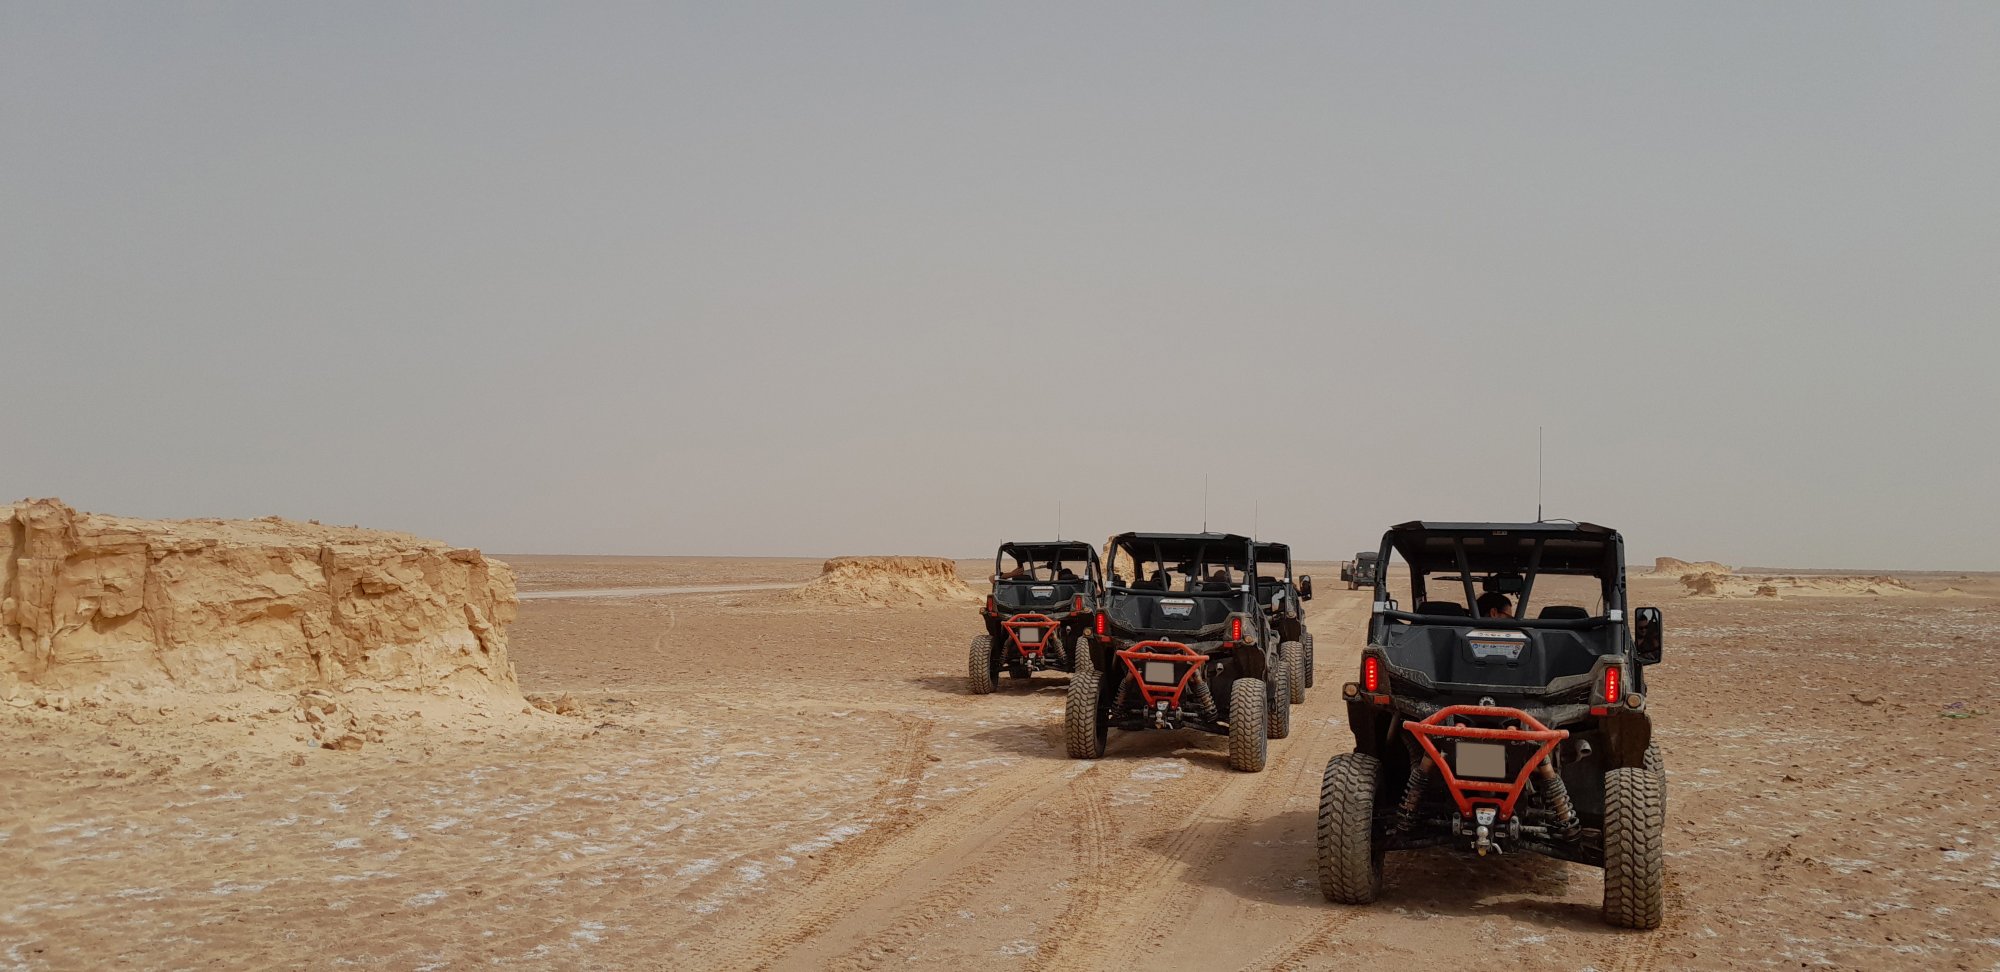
[1645,557,1731,577]
[0,499,518,700]
[794,556,977,606]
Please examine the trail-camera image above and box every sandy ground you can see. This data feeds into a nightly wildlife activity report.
[5,558,1999,971]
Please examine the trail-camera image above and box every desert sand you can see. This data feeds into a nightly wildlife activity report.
[5,524,1998,970]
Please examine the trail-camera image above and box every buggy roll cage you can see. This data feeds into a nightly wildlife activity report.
[1370,521,1629,628]
[1105,532,1259,606]
[993,541,1102,586]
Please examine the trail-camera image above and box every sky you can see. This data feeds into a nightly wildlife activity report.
[3,3,1997,569]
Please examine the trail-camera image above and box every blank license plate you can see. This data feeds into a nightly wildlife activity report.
[1455,742,1508,780]
[1018,628,1043,644]
[1143,661,1178,685]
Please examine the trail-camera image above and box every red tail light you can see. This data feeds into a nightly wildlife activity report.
[986,595,995,613]
[1094,611,1106,636]
[1602,666,1622,705]
[1362,655,1381,693]
[1230,616,1243,641]
[1073,595,1084,613]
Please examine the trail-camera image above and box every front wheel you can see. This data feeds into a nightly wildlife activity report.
[1316,752,1385,904]
[1227,677,1268,772]
[1280,641,1307,704]
[1064,667,1106,759]
[1601,765,1666,929]
[967,635,997,695]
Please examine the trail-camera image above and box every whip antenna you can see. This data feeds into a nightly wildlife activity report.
[1203,476,1209,532]
[1537,426,1544,523]
[1057,500,1062,541]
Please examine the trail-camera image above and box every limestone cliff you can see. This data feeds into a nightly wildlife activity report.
[0,499,518,700]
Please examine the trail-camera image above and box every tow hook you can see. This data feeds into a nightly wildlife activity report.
[1152,700,1171,729]
[1474,807,1502,855]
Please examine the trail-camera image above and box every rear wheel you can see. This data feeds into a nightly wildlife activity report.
[1280,640,1307,704]
[1303,633,1316,687]
[1064,666,1106,759]
[1602,765,1666,929]
[1266,656,1293,740]
[1316,752,1385,904]
[1227,678,1268,772]
[967,635,997,695]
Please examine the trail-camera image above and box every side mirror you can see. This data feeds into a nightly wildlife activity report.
[1298,575,1313,600]
[1634,606,1663,665]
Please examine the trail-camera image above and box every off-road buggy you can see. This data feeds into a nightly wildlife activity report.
[969,541,1103,694]
[1066,532,1294,772]
[1339,551,1381,591]
[1255,541,1316,697]
[1316,521,1668,928]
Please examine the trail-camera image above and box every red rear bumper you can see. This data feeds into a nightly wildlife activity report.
[1403,705,1568,821]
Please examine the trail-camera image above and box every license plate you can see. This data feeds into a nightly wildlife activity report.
[1018,627,1043,644]
[1143,661,1179,685]
[1455,742,1508,780]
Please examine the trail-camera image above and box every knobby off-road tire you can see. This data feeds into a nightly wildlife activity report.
[1227,677,1268,772]
[1281,640,1307,704]
[1645,742,1667,813]
[1602,765,1667,930]
[1266,655,1293,740]
[968,635,997,695]
[1303,632,1316,688]
[1065,666,1106,759]
[1316,751,1384,904]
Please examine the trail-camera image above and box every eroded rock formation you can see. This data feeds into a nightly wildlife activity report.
[0,499,518,700]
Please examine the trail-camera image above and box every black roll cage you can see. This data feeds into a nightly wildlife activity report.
[1372,521,1630,626]
[993,541,1102,586]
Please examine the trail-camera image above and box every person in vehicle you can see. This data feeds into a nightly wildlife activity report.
[1477,592,1514,619]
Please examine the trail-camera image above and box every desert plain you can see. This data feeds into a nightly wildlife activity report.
[5,538,1999,970]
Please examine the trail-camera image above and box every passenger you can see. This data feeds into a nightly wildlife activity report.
[1477,592,1514,619]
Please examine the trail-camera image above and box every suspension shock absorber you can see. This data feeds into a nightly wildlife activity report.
[1535,760,1581,840]
[1184,671,1218,721]
[1390,753,1432,836]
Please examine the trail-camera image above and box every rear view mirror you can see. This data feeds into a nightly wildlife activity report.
[1633,606,1663,665]
[1298,575,1313,600]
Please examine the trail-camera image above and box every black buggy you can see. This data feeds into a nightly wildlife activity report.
[1340,551,1381,590]
[1254,541,1317,698]
[1066,532,1295,772]
[969,541,1103,694]
[1316,521,1668,929]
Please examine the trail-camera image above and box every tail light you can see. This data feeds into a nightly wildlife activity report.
[1073,595,1084,613]
[1229,616,1243,641]
[1362,655,1381,693]
[985,595,995,613]
[1094,611,1106,636]
[1601,666,1622,705]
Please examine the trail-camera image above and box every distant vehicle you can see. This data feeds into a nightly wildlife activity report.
[1339,551,1381,590]
[1067,532,1294,772]
[969,541,1102,694]
[1316,520,1668,929]
[1253,541,1315,696]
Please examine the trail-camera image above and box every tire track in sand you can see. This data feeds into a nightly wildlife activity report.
[1037,596,1367,971]
[677,731,1090,970]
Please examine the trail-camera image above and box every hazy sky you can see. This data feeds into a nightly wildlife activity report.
[5,3,1997,568]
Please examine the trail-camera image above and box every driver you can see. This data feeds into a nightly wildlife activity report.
[1477,592,1514,619]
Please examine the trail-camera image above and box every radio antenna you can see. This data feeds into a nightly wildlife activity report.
[1537,426,1544,523]
[1253,500,1259,540]
[1202,476,1209,532]
[1057,500,1062,541]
